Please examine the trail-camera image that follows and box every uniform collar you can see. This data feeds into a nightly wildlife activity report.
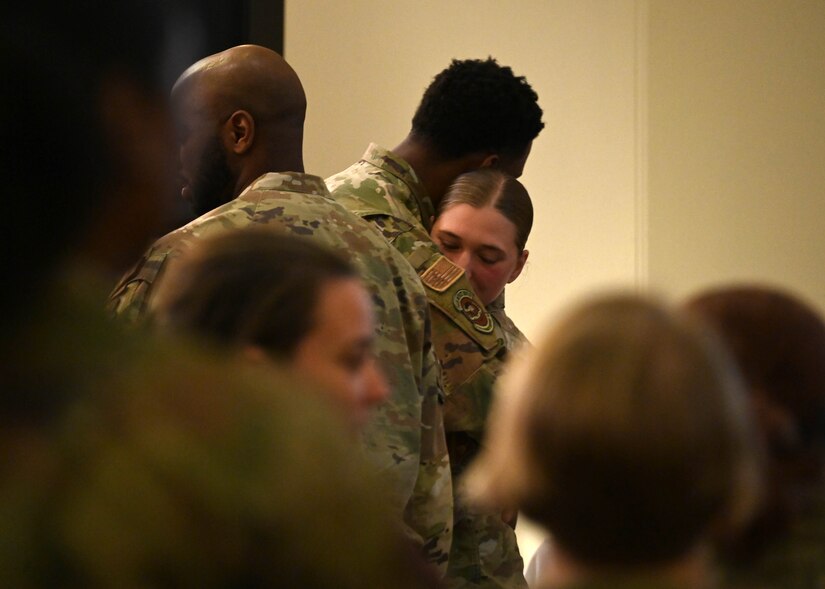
[361,143,436,231]
[244,171,330,197]
[488,291,507,313]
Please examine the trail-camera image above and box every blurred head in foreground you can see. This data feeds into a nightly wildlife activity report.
[152,229,390,429]
[0,343,425,588]
[2,0,182,336]
[466,293,762,585]
[684,284,825,564]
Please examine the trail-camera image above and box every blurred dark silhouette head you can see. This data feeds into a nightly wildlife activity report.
[685,284,825,562]
[2,0,198,337]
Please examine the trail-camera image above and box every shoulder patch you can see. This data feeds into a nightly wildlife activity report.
[453,289,494,334]
[420,256,463,293]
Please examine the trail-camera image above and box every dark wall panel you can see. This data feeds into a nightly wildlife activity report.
[159,0,285,234]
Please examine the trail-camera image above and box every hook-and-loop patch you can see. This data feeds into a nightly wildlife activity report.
[452,289,494,334]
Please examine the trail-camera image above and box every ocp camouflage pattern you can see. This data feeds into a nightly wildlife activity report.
[327,145,527,589]
[107,171,453,572]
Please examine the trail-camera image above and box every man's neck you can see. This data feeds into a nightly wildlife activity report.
[392,137,429,187]
[392,137,473,211]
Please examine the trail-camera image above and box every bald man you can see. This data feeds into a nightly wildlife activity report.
[4,6,434,586]
[108,45,453,574]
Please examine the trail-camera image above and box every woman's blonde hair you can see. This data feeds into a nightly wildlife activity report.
[466,292,762,566]
[439,168,533,251]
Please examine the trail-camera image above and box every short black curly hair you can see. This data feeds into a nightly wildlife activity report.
[410,57,544,159]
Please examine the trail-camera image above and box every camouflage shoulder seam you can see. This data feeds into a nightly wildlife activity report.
[360,213,417,243]
[407,247,439,273]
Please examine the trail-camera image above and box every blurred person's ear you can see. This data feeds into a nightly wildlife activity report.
[241,345,271,365]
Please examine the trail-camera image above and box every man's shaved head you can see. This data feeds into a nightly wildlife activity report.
[174,45,305,130]
[172,45,307,215]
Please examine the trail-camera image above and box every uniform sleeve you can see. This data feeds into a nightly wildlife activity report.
[404,317,453,571]
[106,249,170,325]
[361,245,453,574]
[368,216,528,588]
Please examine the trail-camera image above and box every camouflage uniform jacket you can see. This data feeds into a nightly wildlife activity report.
[107,172,452,572]
[327,146,527,589]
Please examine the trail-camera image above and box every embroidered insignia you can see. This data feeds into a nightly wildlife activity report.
[453,289,494,334]
[421,256,463,292]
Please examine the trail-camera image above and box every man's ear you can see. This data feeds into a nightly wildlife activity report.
[223,110,255,155]
[479,153,499,168]
[508,249,529,284]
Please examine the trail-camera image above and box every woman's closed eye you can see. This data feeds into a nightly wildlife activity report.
[438,239,461,252]
[478,253,503,265]
[477,247,506,265]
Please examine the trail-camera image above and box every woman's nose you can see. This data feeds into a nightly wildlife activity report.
[363,358,390,408]
[456,251,473,279]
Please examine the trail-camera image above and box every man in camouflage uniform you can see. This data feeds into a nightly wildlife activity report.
[106,45,452,573]
[327,58,544,588]
[3,5,436,586]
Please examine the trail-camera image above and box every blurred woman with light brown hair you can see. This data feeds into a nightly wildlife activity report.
[466,293,763,589]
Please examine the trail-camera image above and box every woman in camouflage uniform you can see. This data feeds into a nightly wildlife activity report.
[431,168,533,353]
[430,168,533,579]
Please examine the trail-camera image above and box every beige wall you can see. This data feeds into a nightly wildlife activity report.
[285,0,644,342]
[287,0,825,323]
[648,0,825,314]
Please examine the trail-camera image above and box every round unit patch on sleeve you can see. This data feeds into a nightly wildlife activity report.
[453,289,494,334]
